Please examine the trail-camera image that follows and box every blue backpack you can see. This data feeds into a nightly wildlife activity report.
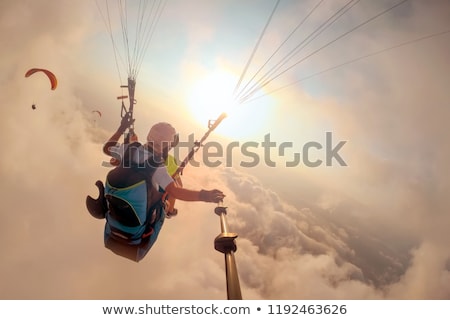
[86,143,166,262]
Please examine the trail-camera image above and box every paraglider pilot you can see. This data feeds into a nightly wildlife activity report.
[88,116,225,262]
[106,129,183,218]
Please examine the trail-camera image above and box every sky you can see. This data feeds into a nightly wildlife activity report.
[0,0,449,300]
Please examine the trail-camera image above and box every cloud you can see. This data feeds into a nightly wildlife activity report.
[388,242,450,299]
[0,0,449,300]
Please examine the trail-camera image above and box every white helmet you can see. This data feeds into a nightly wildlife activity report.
[146,122,178,154]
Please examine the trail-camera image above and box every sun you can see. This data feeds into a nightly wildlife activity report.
[187,70,275,139]
[187,71,238,125]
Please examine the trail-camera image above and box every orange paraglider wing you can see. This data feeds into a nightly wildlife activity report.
[25,68,58,90]
[92,110,102,117]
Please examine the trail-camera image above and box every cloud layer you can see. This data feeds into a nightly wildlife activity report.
[0,0,449,300]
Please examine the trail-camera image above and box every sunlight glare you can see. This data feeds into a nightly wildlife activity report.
[187,70,275,139]
[187,71,238,126]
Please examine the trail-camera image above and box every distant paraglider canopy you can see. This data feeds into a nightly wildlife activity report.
[92,110,102,125]
[25,68,58,90]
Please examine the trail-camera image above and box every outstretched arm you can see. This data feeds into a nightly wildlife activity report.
[165,181,225,203]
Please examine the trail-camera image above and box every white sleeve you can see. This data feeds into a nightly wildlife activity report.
[152,166,174,191]
[109,143,124,159]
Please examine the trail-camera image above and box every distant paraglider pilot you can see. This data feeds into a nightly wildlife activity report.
[87,116,225,262]
[25,68,57,111]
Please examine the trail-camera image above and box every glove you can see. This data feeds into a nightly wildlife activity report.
[118,114,135,133]
[199,189,225,203]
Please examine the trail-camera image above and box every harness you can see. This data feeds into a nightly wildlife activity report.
[103,143,166,261]
[105,179,157,243]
